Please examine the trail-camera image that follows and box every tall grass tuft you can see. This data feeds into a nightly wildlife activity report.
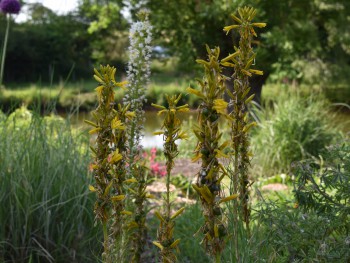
[251,93,340,177]
[0,108,99,263]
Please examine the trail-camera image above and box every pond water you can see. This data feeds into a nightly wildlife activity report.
[71,111,198,149]
[68,109,350,149]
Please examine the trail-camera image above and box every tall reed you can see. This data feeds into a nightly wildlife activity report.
[222,6,266,262]
[152,94,189,262]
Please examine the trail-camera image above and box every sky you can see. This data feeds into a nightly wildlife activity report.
[16,0,79,22]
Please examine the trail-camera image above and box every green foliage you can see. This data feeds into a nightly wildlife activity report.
[175,204,210,263]
[293,139,350,225]
[0,110,99,262]
[0,5,93,83]
[251,93,339,176]
[257,200,350,262]
[256,139,350,262]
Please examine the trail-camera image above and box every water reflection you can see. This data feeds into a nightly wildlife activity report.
[71,111,197,149]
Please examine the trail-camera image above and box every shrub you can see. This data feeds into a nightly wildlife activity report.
[256,139,350,262]
[0,110,99,262]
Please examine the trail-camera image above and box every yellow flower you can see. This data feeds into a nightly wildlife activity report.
[249,69,264,75]
[108,150,123,163]
[213,99,228,115]
[88,185,96,192]
[111,117,125,130]
[186,87,205,98]
[89,127,101,134]
[223,24,240,34]
[95,86,104,98]
[251,22,266,28]
[125,111,136,119]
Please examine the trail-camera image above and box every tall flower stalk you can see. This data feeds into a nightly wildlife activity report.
[188,46,238,263]
[222,6,266,261]
[86,65,133,263]
[122,10,153,262]
[0,0,21,89]
[152,94,189,263]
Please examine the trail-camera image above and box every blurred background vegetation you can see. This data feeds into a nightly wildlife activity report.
[0,0,349,108]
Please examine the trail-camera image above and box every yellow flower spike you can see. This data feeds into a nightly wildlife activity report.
[89,127,101,134]
[111,117,126,130]
[223,24,240,34]
[213,99,228,115]
[109,150,123,163]
[121,210,133,215]
[219,194,239,204]
[84,120,99,127]
[124,178,138,184]
[169,239,181,248]
[251,22,266,28]
[249,69,264,75]
[186,87,205,99]
[170,207,185,220]
[88,185,96,192]
[111,195,126,202]
[153,241,164,251]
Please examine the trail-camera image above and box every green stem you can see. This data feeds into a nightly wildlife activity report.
[102,222,109,262]
[0,14,10,89]
[215,252,221,263]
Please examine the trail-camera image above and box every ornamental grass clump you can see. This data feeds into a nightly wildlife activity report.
[152,94,189,263]
[188,46,238,263]
[122,11,153,262]
[86,65,133,262]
